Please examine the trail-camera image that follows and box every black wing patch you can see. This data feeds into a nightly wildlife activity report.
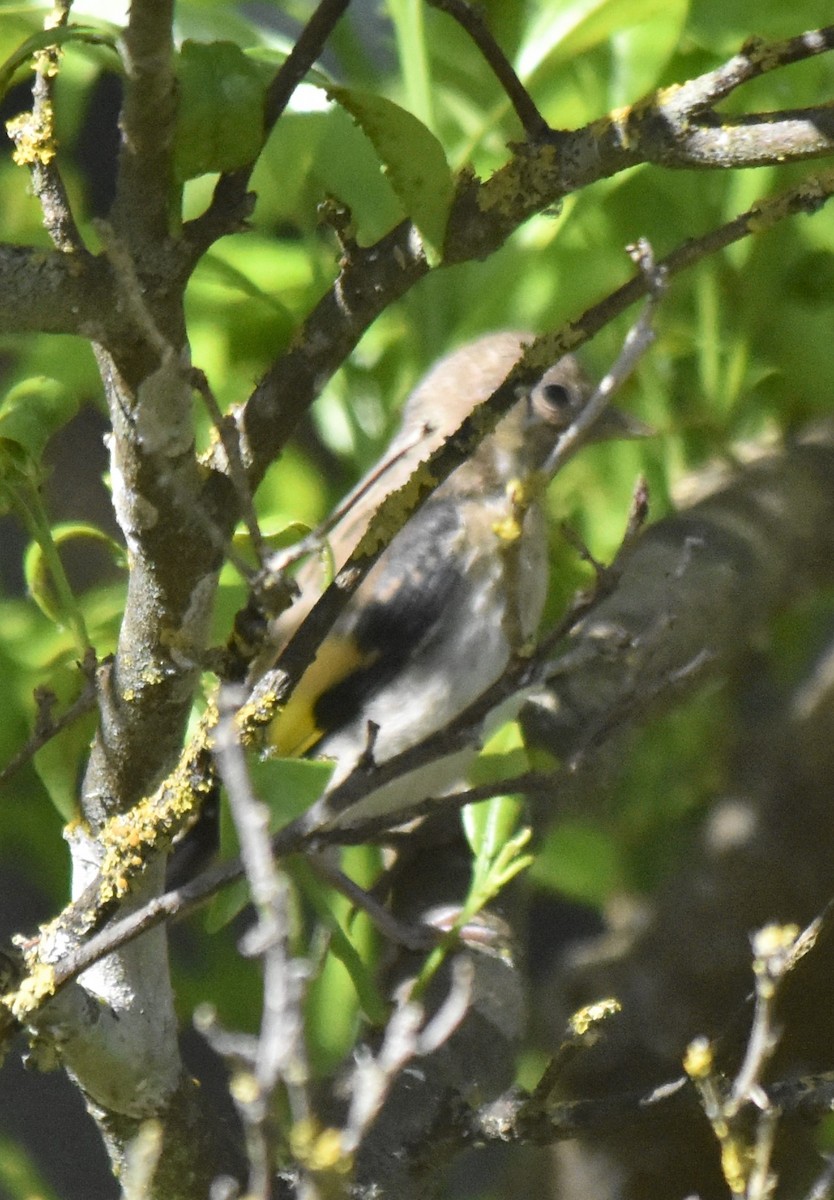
[313,498,465,737]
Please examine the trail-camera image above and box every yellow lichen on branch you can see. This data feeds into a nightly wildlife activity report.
[6,104,58,167]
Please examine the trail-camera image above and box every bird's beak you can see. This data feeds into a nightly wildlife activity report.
[588,406,654,443]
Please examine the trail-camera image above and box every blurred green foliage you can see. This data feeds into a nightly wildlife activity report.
[1,0,833,1090]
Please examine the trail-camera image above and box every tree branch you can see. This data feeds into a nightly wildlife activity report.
[0,244,114,336]
[4,1,88,256]
[109,0,177,252]
[232,65,834,489]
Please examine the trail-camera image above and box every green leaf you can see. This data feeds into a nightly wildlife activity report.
[463,793,526,866]
[0,23,117,99]
[328,86,454,263]
[32,662,97,822]
[252,755,336,826]
[290,856,388,1028]
[519,0,684,82]
[387,0,434,131]
[173,40,273,182]
[606,3,689,107]
[24,522,125,625]
[462,720,529,861]
[203,876,250,935]
[0,376,77,466]
[231,516,312,552]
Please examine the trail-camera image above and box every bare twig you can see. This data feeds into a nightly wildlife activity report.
[306,853,438,950]
[5,2,87,255]
[541,239,665,478]
[212,685,312,1197]
[0,649,98,789]
[427,0,548,138]
[261,0,350,129]
[728,924,799,1114]
[684,923,807,1199]
[191,368,264,569]
[661,27,834,120]
[519,999,623,1133]
[343,958,472,1154]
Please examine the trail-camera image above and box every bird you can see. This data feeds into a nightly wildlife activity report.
[262,331,643,833]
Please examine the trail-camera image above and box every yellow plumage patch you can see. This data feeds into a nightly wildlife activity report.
[268,636,372,757]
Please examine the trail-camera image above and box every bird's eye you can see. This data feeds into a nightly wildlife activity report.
[531,379,578,428]
[539,382,571,410]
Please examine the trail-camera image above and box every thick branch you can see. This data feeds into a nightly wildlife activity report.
[524,424,834,761]
[448,26,834,258]
[236,166,834,501]
[0,244,116,336]
[109,0,177,252]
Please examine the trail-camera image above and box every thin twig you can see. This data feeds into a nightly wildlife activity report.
[685,923,806,1198]
[306,853,438,950]
[191,368,264,567]
[0,649,98,789]
[342,958,472,1154]
[662,26,834,115]
[212,685,312,1195]
[427,0,548,138]
[542,239,665,478]
[6,2,87,255]
[520,999,623,1132]
[728,924,798,1114]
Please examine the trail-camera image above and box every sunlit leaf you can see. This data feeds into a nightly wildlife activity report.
[328,86,455,263]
